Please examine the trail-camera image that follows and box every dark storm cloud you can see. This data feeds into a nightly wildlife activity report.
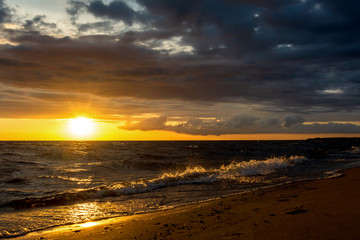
[77,21,113,32]
[0,0,359,134]
[0,0,10,23]
[67,0,139,25]
[61,0,360,111]
[2,31,356,113]
[23,15,57,31]
[87,1,137,25]
[283,115,305,128]
[66,0,88,23]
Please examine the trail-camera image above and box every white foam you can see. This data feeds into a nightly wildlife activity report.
[218,155,307,179]
[349,146,360,154]
[96,155,308,197]
[323,170,343,179]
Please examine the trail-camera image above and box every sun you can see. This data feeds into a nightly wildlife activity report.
[68,117,95,137]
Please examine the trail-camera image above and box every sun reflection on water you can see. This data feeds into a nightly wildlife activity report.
[81,221,99,228]
[66,202,104,223]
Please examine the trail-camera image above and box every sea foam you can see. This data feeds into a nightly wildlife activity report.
[97,155,308,198]
[5,156,308,209]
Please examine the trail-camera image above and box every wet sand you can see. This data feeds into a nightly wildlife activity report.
[16,167,360,240]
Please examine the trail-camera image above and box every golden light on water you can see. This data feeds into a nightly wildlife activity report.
[81,222,99,228]
[66,202,104,224]
[68,117,96,138]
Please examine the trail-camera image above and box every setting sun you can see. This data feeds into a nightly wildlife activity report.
[68,117,95,137]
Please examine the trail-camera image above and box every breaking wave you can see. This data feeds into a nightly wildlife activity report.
[4,156,307,210]
[349,146,360,154]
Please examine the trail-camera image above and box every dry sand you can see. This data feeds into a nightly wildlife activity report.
[15,167,360,240]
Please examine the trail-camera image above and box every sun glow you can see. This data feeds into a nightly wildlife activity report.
[68,117,95,138]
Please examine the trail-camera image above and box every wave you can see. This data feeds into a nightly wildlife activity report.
[3,155,308,210]
[349,146,360,154]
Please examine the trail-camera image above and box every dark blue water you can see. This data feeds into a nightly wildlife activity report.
[0,139,359,238]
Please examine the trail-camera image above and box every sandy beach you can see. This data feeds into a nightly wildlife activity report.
[15,167,360,240]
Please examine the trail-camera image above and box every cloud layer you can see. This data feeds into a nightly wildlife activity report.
[121,115,360,136]
[0,0,359,135]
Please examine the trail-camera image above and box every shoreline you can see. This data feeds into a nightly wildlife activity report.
[14,167,360,240]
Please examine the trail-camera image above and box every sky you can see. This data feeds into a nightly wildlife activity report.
[0,0,359,140]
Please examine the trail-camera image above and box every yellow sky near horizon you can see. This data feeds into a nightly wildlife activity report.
[0,118,359,141]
